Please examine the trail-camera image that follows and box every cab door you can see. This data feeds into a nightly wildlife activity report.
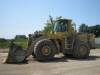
[53,21,68,39]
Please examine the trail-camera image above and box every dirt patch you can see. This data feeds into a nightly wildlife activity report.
[0,49,9,53]
[0,49,100,75]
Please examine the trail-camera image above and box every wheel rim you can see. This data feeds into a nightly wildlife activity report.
[41,46,51,56]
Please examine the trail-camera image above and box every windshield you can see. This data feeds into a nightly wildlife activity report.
[54,21,67,32]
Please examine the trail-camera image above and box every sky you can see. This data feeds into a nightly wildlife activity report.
[0,0,100,39]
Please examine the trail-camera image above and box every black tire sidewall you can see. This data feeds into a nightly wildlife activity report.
[73,41,90,59]
[34,39,56,61]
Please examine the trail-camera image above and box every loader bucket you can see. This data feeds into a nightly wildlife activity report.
[5,43,26,64]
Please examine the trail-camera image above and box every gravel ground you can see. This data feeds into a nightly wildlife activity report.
[0,49,100,75]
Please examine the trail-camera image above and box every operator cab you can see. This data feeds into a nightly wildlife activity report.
[54,19,67,32]
[53,19,73,39]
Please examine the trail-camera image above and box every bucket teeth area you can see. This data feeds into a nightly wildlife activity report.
[5,43,26,64]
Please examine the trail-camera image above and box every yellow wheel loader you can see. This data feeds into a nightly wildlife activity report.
[5,18,95,63]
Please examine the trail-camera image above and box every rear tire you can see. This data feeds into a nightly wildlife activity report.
[73,41,90,59]
[34,39,56,61]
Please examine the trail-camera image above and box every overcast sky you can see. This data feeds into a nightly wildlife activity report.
[0,0,100,39]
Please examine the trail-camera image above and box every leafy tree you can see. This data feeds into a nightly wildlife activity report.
[94,25,100,37]
[88,25,100,37]
[43,21,52,33]
[43,16,63,33]
[0,38,7,42]
[43,16,54,33]
[79,24,88,33]
[79,24,100,37]
[0,38,10,48]
[15,35,27,40]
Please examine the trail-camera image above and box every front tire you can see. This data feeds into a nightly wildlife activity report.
[34,39,56,61]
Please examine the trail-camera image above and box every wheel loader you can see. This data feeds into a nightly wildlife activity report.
[5,17,95,63]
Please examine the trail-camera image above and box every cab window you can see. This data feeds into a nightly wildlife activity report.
[54,21,67,32]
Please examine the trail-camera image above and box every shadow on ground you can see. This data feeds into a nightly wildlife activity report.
[40,55,100,63]
[78,56,100,61]
[5,55,100,64]
[40,56,68,63]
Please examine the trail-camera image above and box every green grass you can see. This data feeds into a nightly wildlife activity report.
[0,40,10,49]
[0,38,28,49]
[14,38,28,49]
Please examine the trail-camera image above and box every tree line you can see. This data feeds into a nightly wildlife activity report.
[0,35,28,49]
[79,24,100,37]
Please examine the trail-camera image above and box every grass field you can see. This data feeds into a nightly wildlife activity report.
[0,37,100,50]
[14,38,28,49]
[0,38,28,49]
[0,40,10,49]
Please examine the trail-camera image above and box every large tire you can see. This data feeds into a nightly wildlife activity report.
[34,39,56,61]
[27,36,48,58]
[73,41,90,59]
[31,41,36,58]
